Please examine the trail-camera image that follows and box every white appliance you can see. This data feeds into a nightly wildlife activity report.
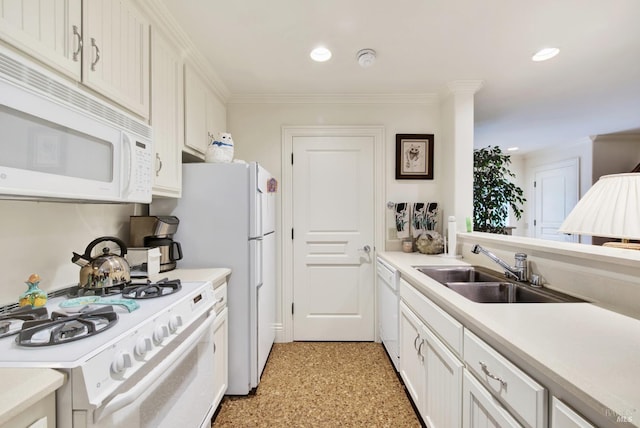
[377,257,400,371]
[0,280,220,428]
[0,45,153,203]
[152,162,276,395]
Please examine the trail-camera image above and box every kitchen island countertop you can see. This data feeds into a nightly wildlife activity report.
[379,250,640,428]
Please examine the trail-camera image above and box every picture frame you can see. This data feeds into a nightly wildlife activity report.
[395,134,434,179]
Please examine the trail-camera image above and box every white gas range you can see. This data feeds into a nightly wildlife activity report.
[0,277,225,428]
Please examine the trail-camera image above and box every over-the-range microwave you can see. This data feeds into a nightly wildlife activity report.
[0,46,153,203]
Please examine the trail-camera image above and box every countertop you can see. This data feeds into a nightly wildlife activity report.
[0,368,65,426]
[379,251,640,427]
[0,267,231,426]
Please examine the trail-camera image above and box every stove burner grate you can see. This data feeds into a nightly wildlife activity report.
[122,278,182,299]
[0,305,49,338]
[67,284,126,298]
[15,306,118,347]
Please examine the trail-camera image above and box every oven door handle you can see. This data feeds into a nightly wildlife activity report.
[93,308,216,423]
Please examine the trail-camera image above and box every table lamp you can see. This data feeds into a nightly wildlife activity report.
[558,172,640,249]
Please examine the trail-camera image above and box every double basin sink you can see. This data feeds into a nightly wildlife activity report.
[414,265,583,304]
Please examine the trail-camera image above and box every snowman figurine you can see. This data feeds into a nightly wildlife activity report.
[205,132,234,163]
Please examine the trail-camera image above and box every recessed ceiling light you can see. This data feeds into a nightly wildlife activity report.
[310,47,332,62]
[532,47,560,62]
[507,147,519,152]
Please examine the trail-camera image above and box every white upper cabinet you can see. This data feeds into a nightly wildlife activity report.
[0,0,82,79]
[82,0,149,118]
[184,62,226,158]
[0,0,149,119]
[150,25,182,197]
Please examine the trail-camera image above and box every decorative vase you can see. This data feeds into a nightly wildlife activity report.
[19,273,47,307]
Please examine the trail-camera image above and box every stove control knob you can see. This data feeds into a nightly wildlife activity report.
[134,337,153,358]
[111,351,132,374]
[168,315,183,333]
[153,325,169,345]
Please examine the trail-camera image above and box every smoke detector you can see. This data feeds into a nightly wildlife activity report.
[357,49,376,68]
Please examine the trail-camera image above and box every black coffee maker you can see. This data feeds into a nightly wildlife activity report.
[129,216,183,272]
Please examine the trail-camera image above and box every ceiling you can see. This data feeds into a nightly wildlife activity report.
[160,0,640,153]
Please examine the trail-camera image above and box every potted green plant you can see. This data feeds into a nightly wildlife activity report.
[473,146,525,234]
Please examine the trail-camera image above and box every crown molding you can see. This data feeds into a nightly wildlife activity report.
[227,93,439,105]
[135,0,231,101]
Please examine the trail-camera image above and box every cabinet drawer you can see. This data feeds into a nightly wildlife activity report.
[400,278,463,356]
[464,330,546,428]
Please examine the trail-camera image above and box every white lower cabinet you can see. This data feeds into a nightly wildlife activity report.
[463,369,522,428]
[463,330,546,428]
[551,398,595,428]
[400,300,463,427]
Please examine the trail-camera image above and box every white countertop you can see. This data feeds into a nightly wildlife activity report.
[0,368,65,426]
[379,251,640,427]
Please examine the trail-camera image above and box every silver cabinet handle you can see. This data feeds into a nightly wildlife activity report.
[72,25,83,61]
[417,339,425,362]
[479,361,507,389]
[90,38,101,71]
[361,245,371,254]
[216,297,224,304]
[413,334,420,350]
[155,153,163,177]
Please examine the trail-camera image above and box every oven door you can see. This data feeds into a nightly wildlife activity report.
[87,310,216,428]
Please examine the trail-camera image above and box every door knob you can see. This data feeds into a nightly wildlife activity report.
[361,245,371,254]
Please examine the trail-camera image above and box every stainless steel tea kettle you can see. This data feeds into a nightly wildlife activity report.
[72,236,131,288]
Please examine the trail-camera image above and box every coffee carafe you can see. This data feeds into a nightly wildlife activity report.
[130,216,183,272]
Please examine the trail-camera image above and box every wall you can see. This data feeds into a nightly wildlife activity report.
[592,133,640,179]
[227,98,444,250]
[0,200,143,304]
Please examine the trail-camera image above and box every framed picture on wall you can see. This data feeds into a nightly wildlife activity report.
[395,134,434,179]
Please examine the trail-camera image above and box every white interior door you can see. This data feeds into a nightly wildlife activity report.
[533,158,579,242]
[292,135,375,341]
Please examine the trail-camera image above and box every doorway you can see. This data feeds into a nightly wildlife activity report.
[532,158,579,242]
[282,126,384,342]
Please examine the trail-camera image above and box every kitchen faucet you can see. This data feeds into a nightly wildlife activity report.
[471,244,529,282]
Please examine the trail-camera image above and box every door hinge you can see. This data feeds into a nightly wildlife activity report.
[291,302,294,315]
[534,219,537,226]
[534,181,537,188]
[291,153,294,165]
[291,228,294,240]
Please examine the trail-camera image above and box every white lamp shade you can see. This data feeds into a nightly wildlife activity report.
[559,173,640,240]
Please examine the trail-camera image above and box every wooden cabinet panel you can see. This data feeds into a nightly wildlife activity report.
[0,0,82,79]
[150,26,182,196]
[82,0,149,118]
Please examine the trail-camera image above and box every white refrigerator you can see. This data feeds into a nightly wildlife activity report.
[152,162,276,395]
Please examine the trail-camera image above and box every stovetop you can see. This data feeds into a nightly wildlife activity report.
[0,279,212,368]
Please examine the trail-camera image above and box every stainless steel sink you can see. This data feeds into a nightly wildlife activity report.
[414,265,583,303]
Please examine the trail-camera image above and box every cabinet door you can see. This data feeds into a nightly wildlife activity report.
[150,26,182,197]
[399,301,425,414]
[422,324,464,428]
[213,307,228,409]
[463,370,522,428]
[183,63,208,157]
[0,0,81,79]
[82,0,149,118]
[551,398,595,428]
